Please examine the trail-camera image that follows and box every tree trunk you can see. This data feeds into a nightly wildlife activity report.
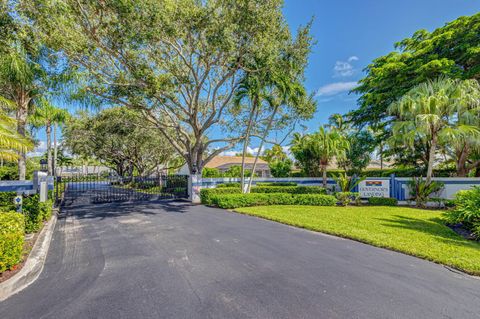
[379,142,384,169]
[46,121,53,175]
[426,135,437,184]
[322,164,327,188]
[246,104,279,193]
[241,99,257,193]
[53,123,58,176]
[16,97,29,180]
[456,145,469,177]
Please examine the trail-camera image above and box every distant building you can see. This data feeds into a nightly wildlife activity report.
[178,155,271,177]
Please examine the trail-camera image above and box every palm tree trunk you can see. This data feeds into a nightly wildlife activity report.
[53,122,58,176]
[46,122,53,175]
[241,99,257,193]
[426,135,437,184]
[322,164,327,187]
[247,104,278,193]
[16,97,29,180]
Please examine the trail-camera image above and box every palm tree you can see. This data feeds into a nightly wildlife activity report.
[0,96,33,162]
[388,77,480,183]
[31,99,69,175]
[310,126,350,187]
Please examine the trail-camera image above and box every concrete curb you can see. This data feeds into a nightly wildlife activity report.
[0,208,58,301]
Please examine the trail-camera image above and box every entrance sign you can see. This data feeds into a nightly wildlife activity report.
[358,180,390,198]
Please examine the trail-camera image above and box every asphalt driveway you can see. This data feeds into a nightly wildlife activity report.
[1,200,480,319]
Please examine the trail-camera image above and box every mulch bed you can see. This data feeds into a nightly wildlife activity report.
[449,223,478,241]
[0,225,43,284]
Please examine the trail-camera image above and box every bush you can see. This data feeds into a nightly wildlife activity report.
[0,191,16,211]
[209,193,336,209]
[251,186,326,194]
[0,212,25,272]
[23,195,53,233]
[408,177,444,207]
[335,192,360,206]
[368,197,398,206]
[445,187,480,236]
[292,194,337,206]
[200,187,242,205]
[256,182,297,187]
[216,182,241,188]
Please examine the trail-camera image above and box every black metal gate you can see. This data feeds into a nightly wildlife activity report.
[56,173,189,204]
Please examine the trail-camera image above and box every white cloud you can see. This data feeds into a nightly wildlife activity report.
[28,140,47,157]
[316,81,358,97]
[333,56,359,77]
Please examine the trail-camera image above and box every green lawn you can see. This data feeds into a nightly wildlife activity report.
[234,205,480,275]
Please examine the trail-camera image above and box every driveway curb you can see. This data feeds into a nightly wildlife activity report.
[0,208,58,301]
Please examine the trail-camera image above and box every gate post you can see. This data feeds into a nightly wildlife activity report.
[189,174,202,203]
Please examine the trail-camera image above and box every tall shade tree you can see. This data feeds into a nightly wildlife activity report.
[0,3,61,179]
[388,77,480,183]
[24,0,313,175]
[31,99,69,175]
[291,127,349,187]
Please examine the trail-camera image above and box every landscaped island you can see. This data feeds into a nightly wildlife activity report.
[234,205,480,275]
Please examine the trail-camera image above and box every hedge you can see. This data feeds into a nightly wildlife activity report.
[200,187,242,205]
[200,186,327,205]
[0,212,25,273]
[216,183,241,188]
[251,186,326,194]
[445,186,480,236]
[368,197,398,206]
[210,193,336,209]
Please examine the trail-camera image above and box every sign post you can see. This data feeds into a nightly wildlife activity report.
[14,195,23,213]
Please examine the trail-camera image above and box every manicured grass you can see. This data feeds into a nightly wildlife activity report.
[234,205,480,275]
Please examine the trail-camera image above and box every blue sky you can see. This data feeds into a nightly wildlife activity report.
[31,1,479,156]
[283,0,479,132]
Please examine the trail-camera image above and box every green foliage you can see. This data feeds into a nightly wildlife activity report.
[0,191,16,211]
[250,186,326,194]
[210,193,336,209]
[23,195,53,233]
[333,172,364,192]
[340,130,376,174]
[445,187,480,236]
[202,168,223,178]
[291,127,349,181]
[408,177,444,208]
[269,159,292,177]
[224,165,253,178]
[335,192,360,206]
[200,188,242,206]
[216,183,241,188]
[368,197,398,206]
[0,211,25,272]
[25,0,314,175]
[64,108,180,176]
[256,182,297,186]
[388,77,480,181]
[235,205,480,275]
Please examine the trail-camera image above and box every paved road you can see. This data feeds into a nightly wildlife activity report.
[1,200,480,319]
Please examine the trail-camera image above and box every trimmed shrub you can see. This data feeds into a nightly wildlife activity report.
[368,197,398,206]
[0,212,25,273]
[216,183,241,188]
[200,187,242,205]
[293,194,337,206]
[256,182,297,187]
[335,192,360,206]
[23,195,53,233]
[251,186,326,194]
[210,193,336,209]
[0,191,16,211]
[445,186,480,236]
